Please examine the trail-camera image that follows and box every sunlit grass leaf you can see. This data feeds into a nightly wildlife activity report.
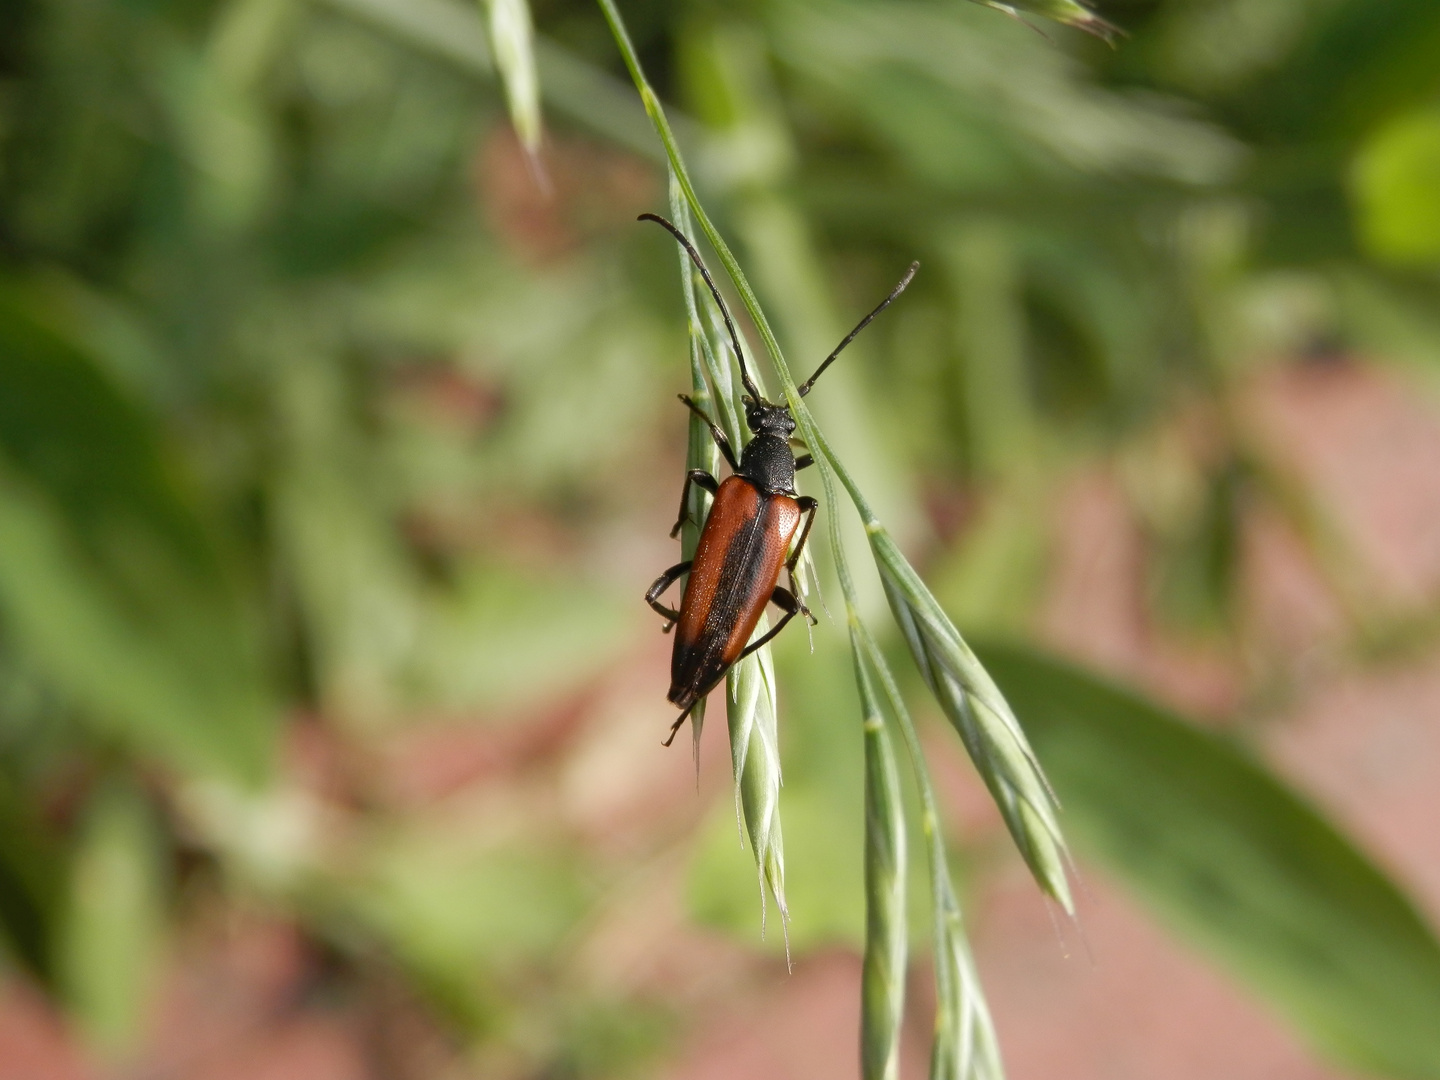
[59,783,165,1061]
[982,642,1440,1080]
[1351,106,1440,266]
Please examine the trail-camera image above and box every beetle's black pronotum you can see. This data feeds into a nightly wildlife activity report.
[643,212,918,745]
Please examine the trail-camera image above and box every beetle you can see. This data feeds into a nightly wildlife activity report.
[641,212,918,746]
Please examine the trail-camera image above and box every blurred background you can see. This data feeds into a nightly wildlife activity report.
[3,0,1440,1077]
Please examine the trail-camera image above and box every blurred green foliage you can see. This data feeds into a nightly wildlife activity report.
[986,644,1440,1079]
[2,0,1440,1075]
[59,781,165,1059]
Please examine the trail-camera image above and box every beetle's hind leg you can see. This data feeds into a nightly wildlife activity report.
[670,469,719,538]
[645,561,691,632]
[791,584,816,626]
[662,698,701,748]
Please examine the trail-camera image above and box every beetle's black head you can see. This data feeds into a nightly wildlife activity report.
[745,398,796,437]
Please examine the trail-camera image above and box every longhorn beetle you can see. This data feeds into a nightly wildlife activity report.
[642,212,919,746]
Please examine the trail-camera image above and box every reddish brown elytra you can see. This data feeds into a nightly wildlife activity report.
[643,213,918,746]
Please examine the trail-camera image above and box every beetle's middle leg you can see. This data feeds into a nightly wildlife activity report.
[785,497,820,625]
[645,560,691,631]
[737,586,805,660]
[670,469,719,538]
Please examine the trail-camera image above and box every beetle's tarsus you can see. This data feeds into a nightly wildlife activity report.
[662,700,699,747]
[645,561,690,626]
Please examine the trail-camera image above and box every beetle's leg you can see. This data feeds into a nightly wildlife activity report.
[787,497,819,569]
[737,587,803,660]
[670,469,719,539]
[678,394,741,474]
[794,454,814,471]
[785,497,820,625]
[645,561,691,631]
[662,698,701,747]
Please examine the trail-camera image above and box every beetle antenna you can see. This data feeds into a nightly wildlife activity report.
[639,213,763,403]
[797,261,919,397]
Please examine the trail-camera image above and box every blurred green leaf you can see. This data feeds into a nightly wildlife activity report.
[1352,106,1440,266]
[1147,458,1246,636]
[931,478,1052,636]
[981,643,1440,1080]
[0,287,274,782]
[688,779,863,954]
[0,774,63,982]
[349,830,589,1024]
[414,566,634,714]
[58,782,165,1060]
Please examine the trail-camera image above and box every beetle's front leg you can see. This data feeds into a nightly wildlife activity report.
[678,394,741,473]
[645,560,691,632]
[670,469,719,539]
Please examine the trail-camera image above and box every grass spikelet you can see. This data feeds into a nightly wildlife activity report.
[482,0,544,160]
[599,0,1051,1069]
[970,0,1121,42]
[853,628,907,1080]
[729,639,789,942]
[856,627,1003,1080]
[929,878,1004,1080]
[665,171,789,933]
[867,522,1071,912]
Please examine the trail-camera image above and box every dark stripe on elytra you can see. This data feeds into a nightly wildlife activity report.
[704,502,768,657]
[676,501,767,697]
